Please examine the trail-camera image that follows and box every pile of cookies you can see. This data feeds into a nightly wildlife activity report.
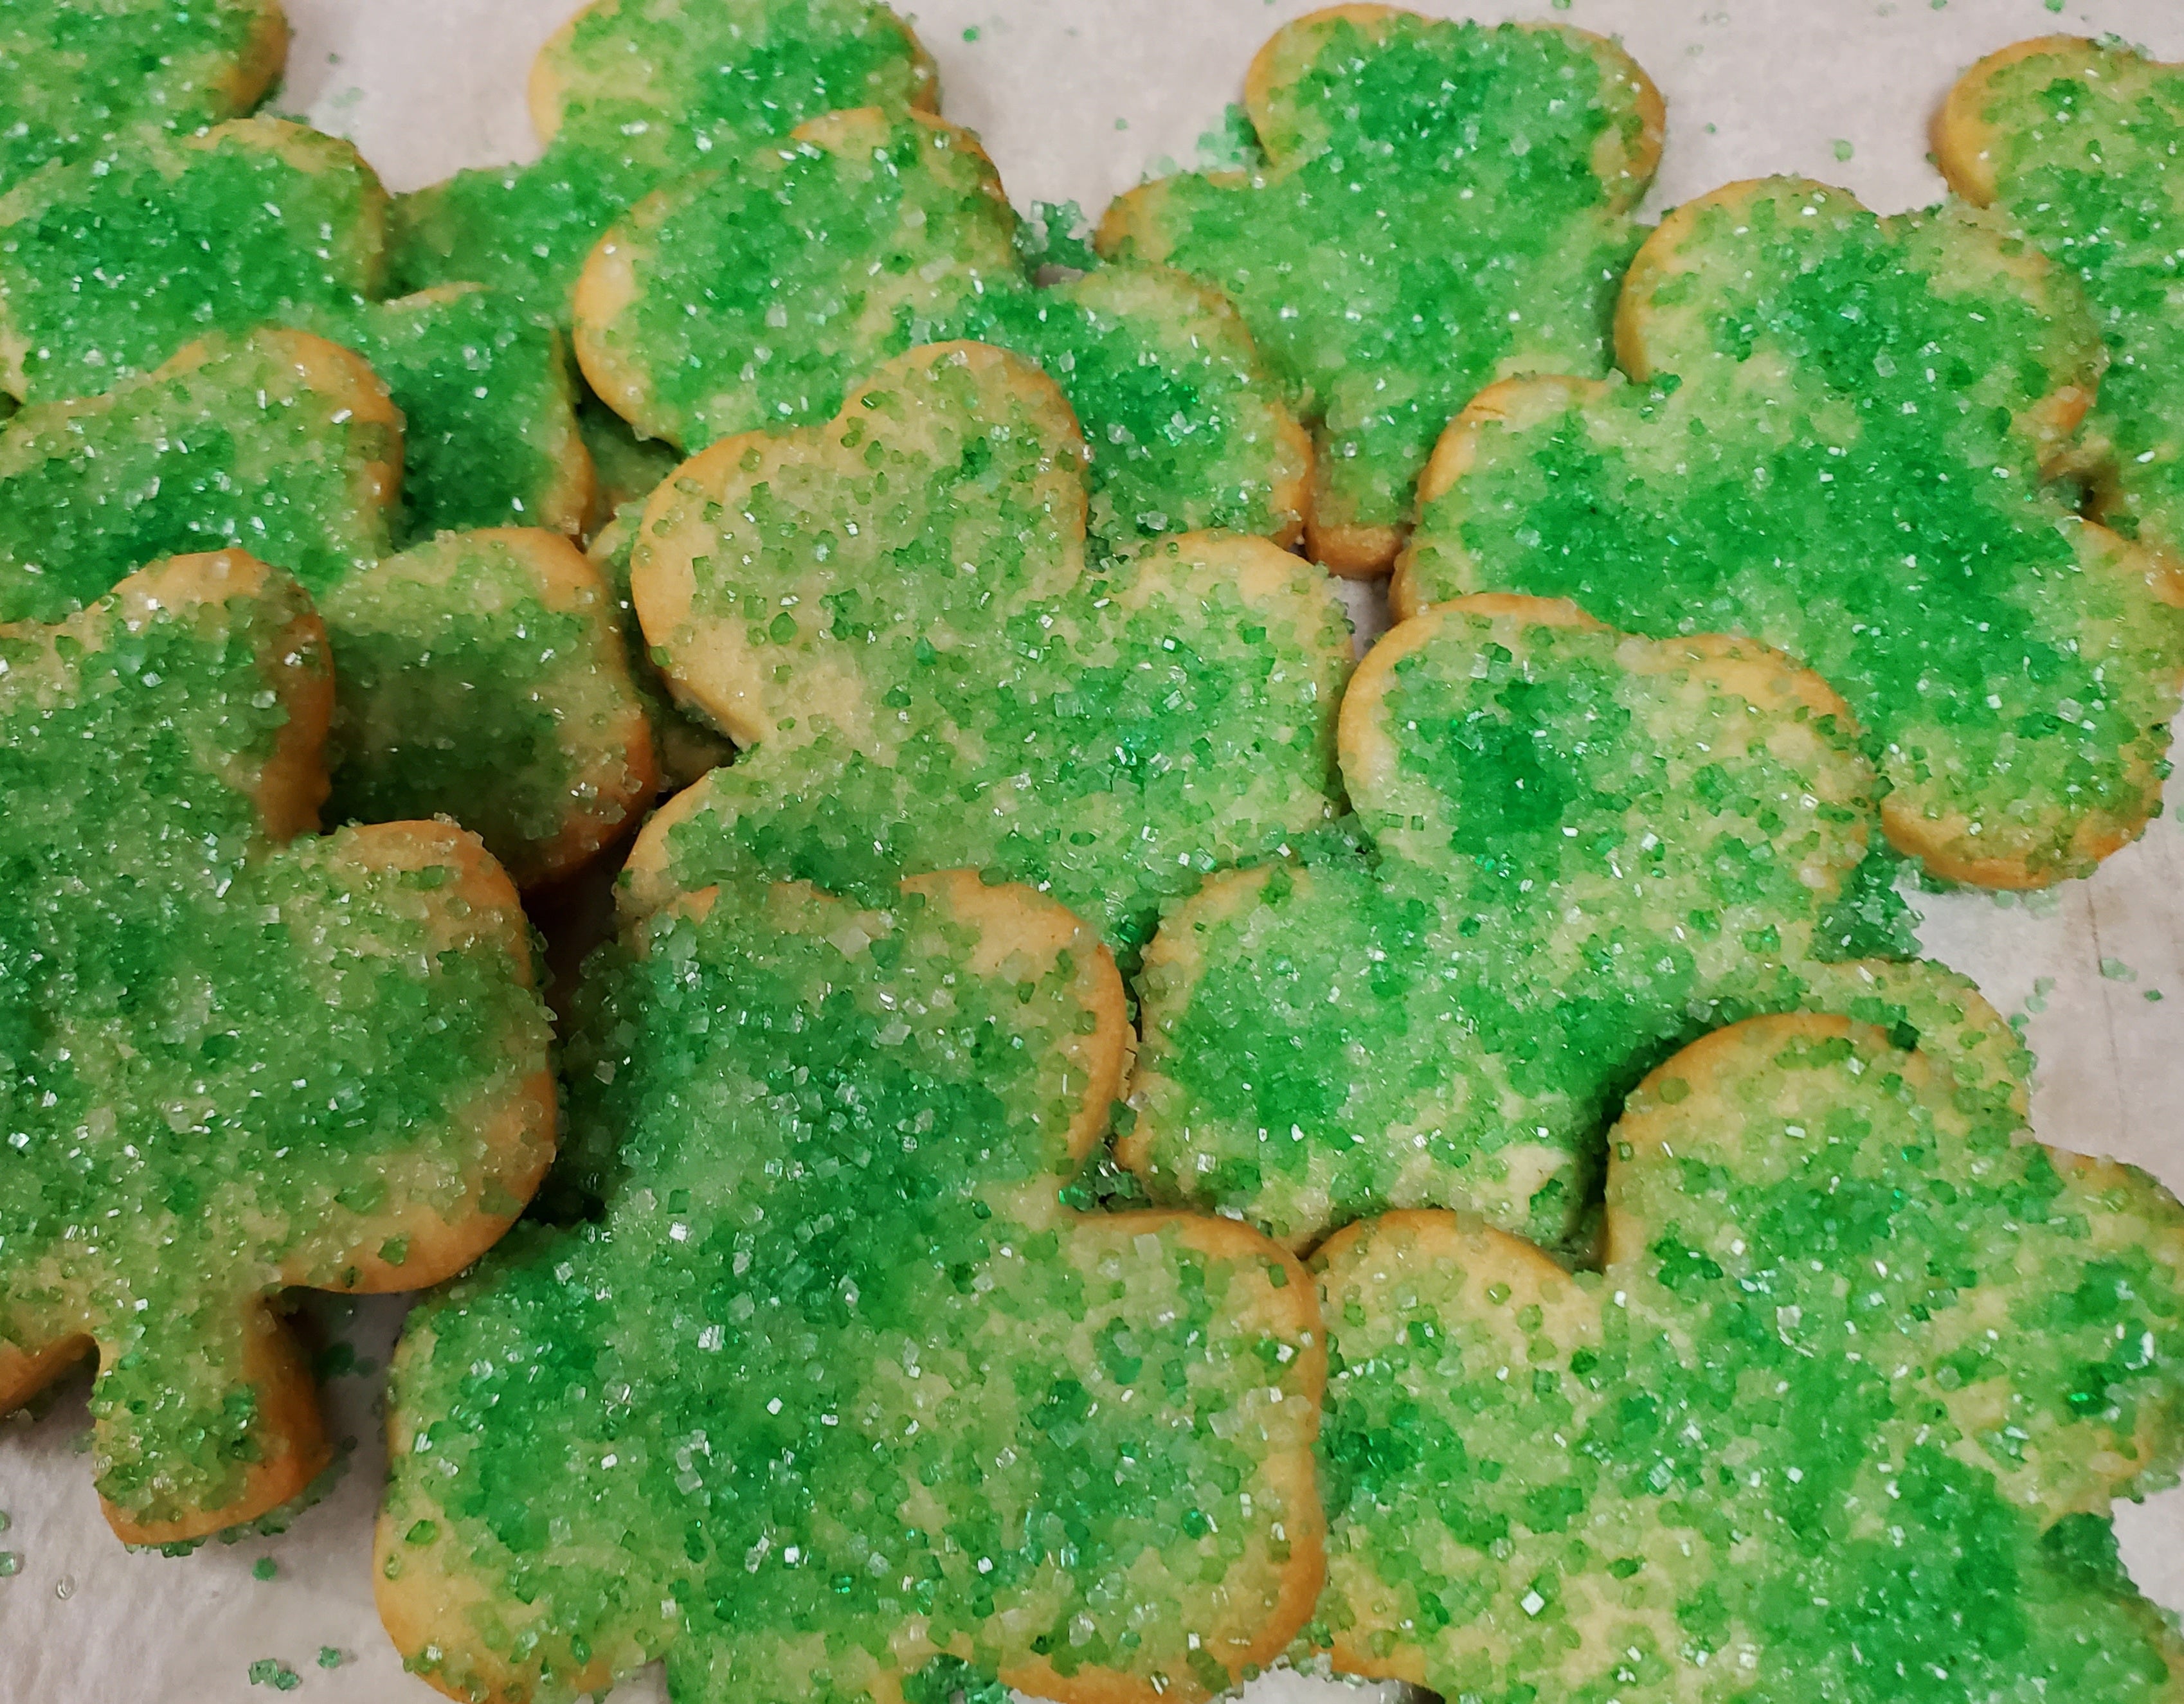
[2,4,2182,1702]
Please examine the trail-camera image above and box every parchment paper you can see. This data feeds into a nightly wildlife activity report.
[2,1,2179,1698]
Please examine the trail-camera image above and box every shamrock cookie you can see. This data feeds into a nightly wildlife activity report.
[321,529,658,889]
[1312,1012,2184,1701]
[0,117,592,538]
[0,0,287,192]
[1940,37,2184,582]
[1124,596,2019,1252]
[0,327,399,625]
[1398,177,2184,887]
[574,109,1308,552]
[379,872,1323,1704]
[1098,5,1663,575]
[0,550,555,1544]
[391,0,936,317]
[619,341,1351,963]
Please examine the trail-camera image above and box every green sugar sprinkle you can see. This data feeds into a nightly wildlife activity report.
[316,1648,343,1670]
[0,0,278,193]
[2100,957,2137,982]
[382,877,1317,1699]
[1103,10,1659,543]
[252,1557,278,1581]
[0,328,393,626]
[246,1661,300,1692]
[0,1552,19,1578]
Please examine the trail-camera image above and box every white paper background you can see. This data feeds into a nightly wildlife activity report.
[3,1,2181,1698]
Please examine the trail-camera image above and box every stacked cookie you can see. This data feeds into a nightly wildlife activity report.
[1,6,2181,1704]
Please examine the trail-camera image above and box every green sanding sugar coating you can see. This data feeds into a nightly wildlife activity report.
[582,116,1018,449]
[0,328,395,625]
[339,288,586,541]
[0,120,385,402]
[321,530,652,888]
[582,113,1304,552]
[955,267,1306,552]
[1962,40,2184,569]
[629,345,1351,963]
[383,877,1318,1704]
[0,0,283,192]
[0,120,586,542]
[1127,605,2016,1251]
[1313,1018,2184,1701]
[1405,181,2184,884]
[1101,10,1658,541]
[0,562,550,1533]
[390,0,934,314]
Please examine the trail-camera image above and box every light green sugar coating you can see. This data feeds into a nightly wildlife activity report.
[1404,180,2184,885]
[0,120,589,540]
[1124,604,2010,1252]
[580,112,1305,552]
[0,119,384,401]
[0,558,552,1535]
[0,328,396,625]
[322,530,655,889]
[1313,1015,2184,1701]
[579,115,1016,450]
[1098,9,1659,548]
[0,0,285,192]
[1952,39,2184,572]
[588,508,732,793]
[338,288,590,541]
[389,0,935,316]
[381,876,1321,1704]
[626,344,1350,964]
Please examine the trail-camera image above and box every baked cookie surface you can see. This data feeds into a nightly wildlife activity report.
[391,0,935,317]
[1400,177,2184,887]
[0,117,591,539]
[0,0,287,192]
[0,550,554,1545]
[575,109,1308,553]
[380,872,1322,1704]
[1124,596,2014,1251]
[1940,37,2184,582]
[1099,4,1662,575]
[1312,1013,2184,1700]
[622,341,1350,962]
